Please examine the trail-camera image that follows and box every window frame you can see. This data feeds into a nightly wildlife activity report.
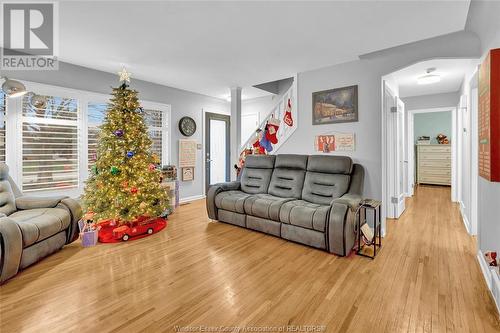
[5,80,171,197]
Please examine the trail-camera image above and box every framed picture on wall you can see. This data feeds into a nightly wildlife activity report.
[181,167,194,181]
[312,85,358,125]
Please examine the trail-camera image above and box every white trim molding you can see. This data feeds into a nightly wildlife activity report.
[459,201,471,234]
[179,194,206,204]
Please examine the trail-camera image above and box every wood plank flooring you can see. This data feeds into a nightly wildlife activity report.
[1,185,499,332]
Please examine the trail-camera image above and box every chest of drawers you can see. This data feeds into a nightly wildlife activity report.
[417,144,451,186]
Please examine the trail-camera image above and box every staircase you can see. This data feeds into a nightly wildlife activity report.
[240,77,298,156]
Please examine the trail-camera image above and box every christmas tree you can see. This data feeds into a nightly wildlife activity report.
[82,69,168,223]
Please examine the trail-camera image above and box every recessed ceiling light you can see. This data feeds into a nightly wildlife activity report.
[417,67,441,85]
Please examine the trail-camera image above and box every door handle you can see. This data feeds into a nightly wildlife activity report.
[206,159,213,162]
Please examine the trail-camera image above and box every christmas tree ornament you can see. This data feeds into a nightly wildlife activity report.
[114,129,124,137]
[121,181,129,189]
[284,98,293,127]
[152,154,160,164]
[110,166,120,175]
[148,163,156,171]
[91,165,98,175]
[260,125,273,152]
[126,151,135,158]
[265,117,280,144]
[139,201,147,210]
[130,187,138,194]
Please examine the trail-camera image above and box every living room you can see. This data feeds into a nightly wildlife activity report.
[0,1,499,332]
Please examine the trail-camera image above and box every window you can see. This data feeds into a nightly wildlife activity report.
[0,92,5,163]
[87,102,107,170]
[143,108,167,163]
[21,94,79,192]
[3,80,171,195]
[87,103,169,167]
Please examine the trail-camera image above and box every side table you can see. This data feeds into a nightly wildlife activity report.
[356,199,382,259]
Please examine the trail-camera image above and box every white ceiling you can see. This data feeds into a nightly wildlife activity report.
[389,58,478,98]
[53,1,471,99]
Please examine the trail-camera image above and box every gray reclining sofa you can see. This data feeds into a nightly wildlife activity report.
[0,164,82,283]
[206,154,364,255]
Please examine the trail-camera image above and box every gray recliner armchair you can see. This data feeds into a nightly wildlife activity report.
[0,164,82,283]
[206,154,365,256]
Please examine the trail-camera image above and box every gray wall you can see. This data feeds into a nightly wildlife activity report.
[402,91,459,111]
[1,59,229,200]
[278,31,481,200]
[466,0,500,254]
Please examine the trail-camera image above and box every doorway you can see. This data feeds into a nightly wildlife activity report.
[384,82,406,219]
[205,112,230,193]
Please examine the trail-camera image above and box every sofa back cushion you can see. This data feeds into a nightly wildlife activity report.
[302,155,353,205]
[268,154,307,199]
[240,155,276,194]
[0,164,17,216]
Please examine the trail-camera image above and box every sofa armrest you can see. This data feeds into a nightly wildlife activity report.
[331,193,362,211]
[58,198,83,244]
[206,181,240,220]
[16,195,68,210]
[327,194,362,256]
[0,217,23,284]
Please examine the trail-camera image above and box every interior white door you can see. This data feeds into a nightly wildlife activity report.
[241,113,259,144]
[395,98,406,217]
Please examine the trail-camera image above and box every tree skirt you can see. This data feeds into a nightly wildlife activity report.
[98,216,167,243]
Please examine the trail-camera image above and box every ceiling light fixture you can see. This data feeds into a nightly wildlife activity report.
[1,77,28,98]
[417,67,441,85]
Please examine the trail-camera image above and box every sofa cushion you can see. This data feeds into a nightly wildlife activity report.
[244,194,293,221]
[9,208,70,247]
[215,190,251,214]
[240,155,275,194]
[302,172,351,205]
[268,154,307,199]
[307,155,353,174]
[279,200,330,232]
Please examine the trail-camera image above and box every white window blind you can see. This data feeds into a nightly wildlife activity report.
[143,108,166,163]
[22,94,79,192]
[0,92,5,163]
[87,102,107,170]
[87,104,168,166]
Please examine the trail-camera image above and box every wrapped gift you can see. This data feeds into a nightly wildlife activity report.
[78,219,99,247]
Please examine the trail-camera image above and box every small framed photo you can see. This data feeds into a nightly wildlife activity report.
[181,167,194,181]
[312,85,358,125]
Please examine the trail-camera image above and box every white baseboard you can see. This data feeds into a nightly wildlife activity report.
[459,201,471,234]
[477,250,500,317]
[179,194,206,204]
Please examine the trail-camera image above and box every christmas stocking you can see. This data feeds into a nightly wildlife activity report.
[251,136,265,154]
[283,98,293,127]
[266,118,280,144]
[260,125,273,152]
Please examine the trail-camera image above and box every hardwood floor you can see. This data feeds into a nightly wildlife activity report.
[1,186,499,332]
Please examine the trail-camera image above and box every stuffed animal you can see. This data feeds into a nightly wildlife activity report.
[436,133,449,144]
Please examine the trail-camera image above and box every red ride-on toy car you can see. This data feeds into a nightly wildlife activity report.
[112,216,163,241]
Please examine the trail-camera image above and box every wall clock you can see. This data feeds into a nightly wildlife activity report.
[178,116,197,137]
